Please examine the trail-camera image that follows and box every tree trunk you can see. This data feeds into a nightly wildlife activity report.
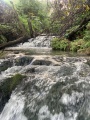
[10,1,27,36]
[28,17,34,38]
[66,17,90,41]
[0,36,29,50]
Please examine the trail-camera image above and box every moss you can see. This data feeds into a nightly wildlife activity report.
[0,74,25,95]
[0,74,25,112]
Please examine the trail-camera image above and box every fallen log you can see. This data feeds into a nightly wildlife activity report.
[0,36,29,50]
[66,17,90,41]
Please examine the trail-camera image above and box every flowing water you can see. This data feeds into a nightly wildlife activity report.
[0,36,90,120]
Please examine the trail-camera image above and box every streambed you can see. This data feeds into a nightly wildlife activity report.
[0,36,90,120]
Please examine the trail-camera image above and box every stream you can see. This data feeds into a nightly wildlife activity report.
[0,35,90,120]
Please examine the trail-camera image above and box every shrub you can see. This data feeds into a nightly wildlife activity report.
[83,41,90,48]
[83,30,90,41]
[83,22,90,41]
[70,39,85,52]
[86,22,90,30]
[19,15,29,33]
[0,35,7,44]
[51,37,69,51]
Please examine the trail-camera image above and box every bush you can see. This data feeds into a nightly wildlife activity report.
[83,41,90,48]
[83,30,90,41]
[0,35,7,44]
[51,37,69,51]
[70,39,85,52]
[86,22,90,30]
[19,15,29,33]
[83,22,90,41]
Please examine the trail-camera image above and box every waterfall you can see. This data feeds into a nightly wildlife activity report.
[0,92,27,120]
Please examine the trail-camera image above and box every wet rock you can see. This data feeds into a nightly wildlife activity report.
[15,56,33,66]
[0,55,90,120]
[86,59,90,66]
[56,64,76,76]
[35,66,48,73]
[14,51,19,54]
[0,74,25,113]
[32,59,52,66]
[0,60,13,73]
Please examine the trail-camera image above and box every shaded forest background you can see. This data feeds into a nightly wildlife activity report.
[0,0,90,54]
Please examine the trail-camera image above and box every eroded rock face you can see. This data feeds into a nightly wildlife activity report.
[0,55,90,120]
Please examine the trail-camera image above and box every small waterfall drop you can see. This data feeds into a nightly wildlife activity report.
[0,92,27,120]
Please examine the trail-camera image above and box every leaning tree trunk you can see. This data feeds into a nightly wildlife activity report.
[0,36,29,50]
[66,17,90,41]
[0,2,31,50]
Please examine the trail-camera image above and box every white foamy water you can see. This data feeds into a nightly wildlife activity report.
[18,36,54,47]
[0,66,22,81]
[0,92,27,120]
[60,91,83,106]
[38,105,78,120]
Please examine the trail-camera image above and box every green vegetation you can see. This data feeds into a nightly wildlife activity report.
[51,20,90,55]
[51,38,69,51]
[0,0,50,44]
[70,39,85,52]
[0,0,90,55]
[51,37,90,54]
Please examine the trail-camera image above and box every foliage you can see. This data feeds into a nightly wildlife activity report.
[0,0,90,55]
[83,22,90,41]
[70,39,85,52]
[51,38,88,52]
[0,35,7,44]
[0,0,51,43]
[17,0,50,34]
[51,37,69,51]
[50,21,61,35]
[83,41,90,48]
[83,30,90,41]
[19,15,29,33]
[0,24,12,33]
[50,0,90,36]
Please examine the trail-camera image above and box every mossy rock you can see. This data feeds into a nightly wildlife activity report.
[0,74,25,112]
[0,74,25,95]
